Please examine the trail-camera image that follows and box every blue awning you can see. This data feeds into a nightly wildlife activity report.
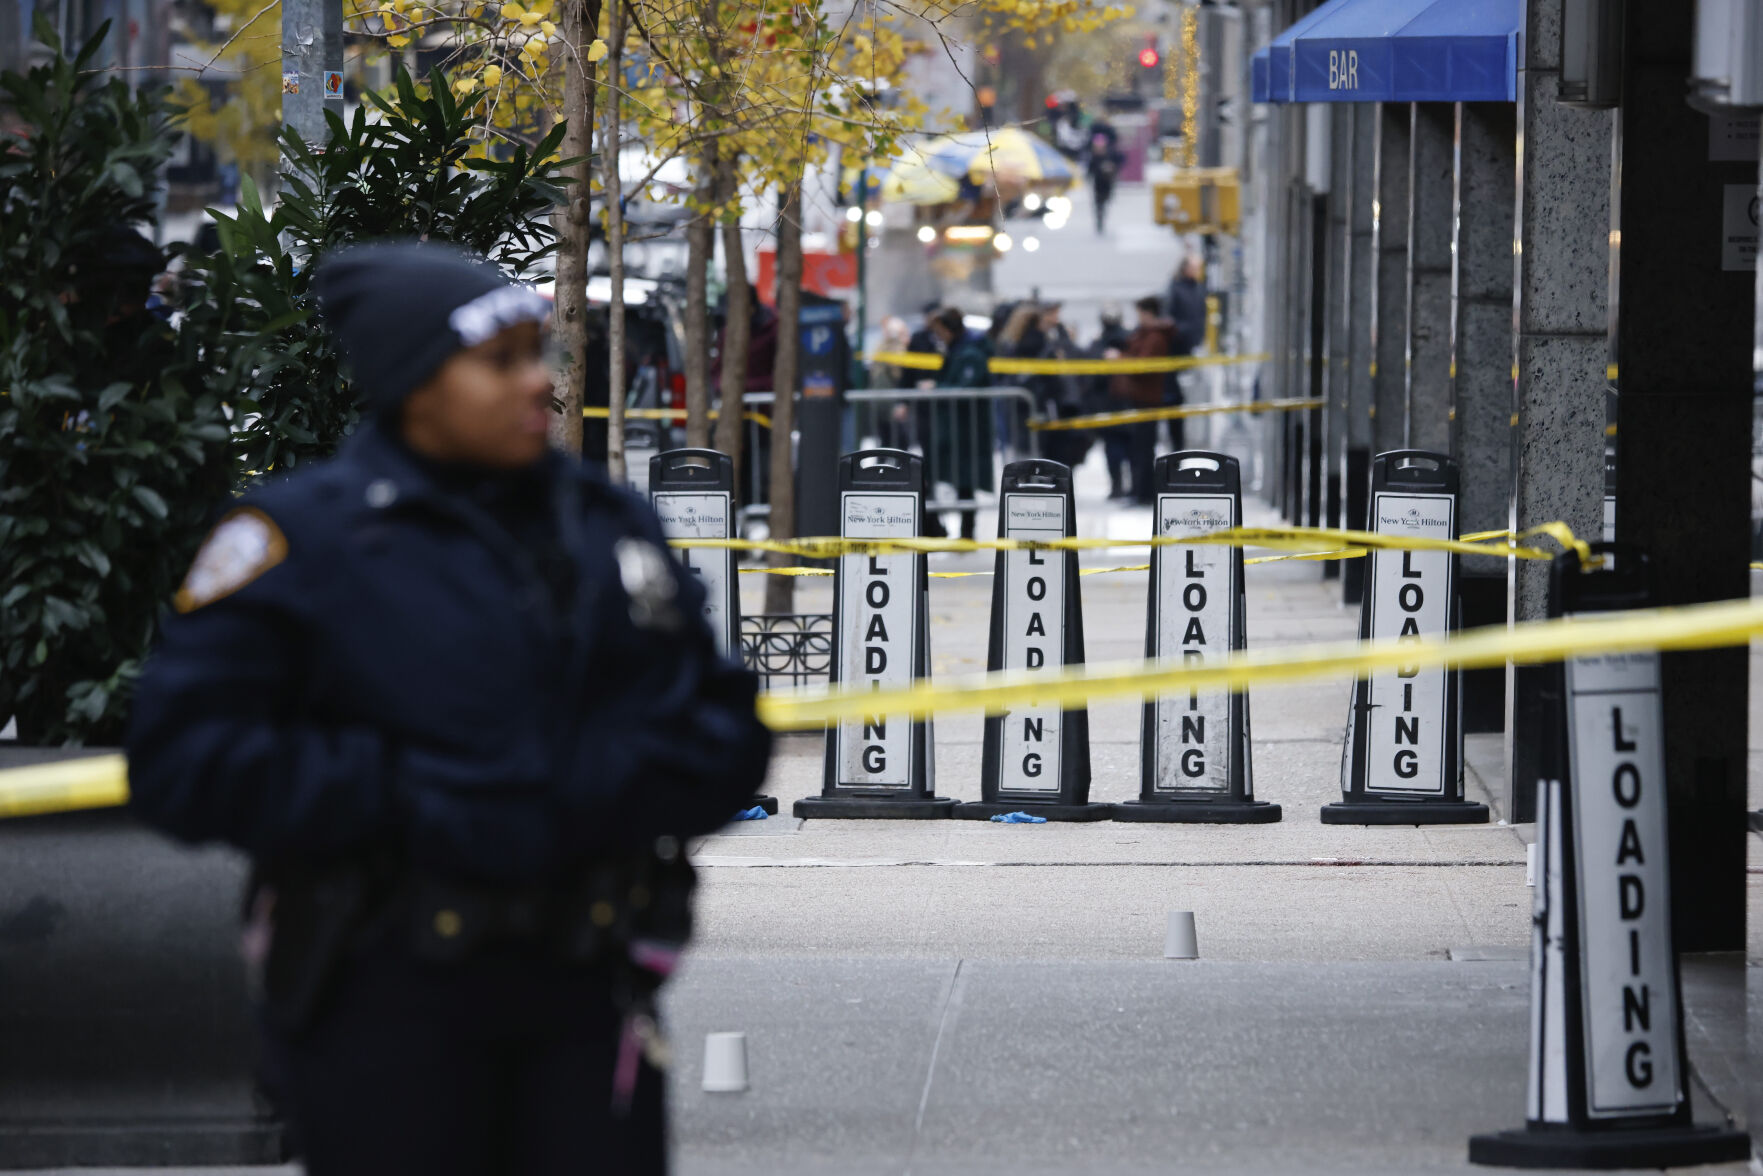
[1252,0,1520,105]
[1259,0,1348,103]
[1251,47,1270,103]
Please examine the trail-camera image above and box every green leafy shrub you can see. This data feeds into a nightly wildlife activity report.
[193,67,571,475]
[2,38,574,744]
[1,23,241,744]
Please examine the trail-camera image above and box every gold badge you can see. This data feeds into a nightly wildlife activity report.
[173,507,289,614]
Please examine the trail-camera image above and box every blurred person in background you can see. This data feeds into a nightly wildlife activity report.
[1085,118,1122,235]
[928,307,993,540]
[1160,254,1208,453]
[1088,303,1134,498]
[871,315,917,451]
[1109,295,1176,505]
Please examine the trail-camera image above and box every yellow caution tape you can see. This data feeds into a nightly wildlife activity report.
[0,753,129,820]
[721,523,1587,575]
[737,564,1157,578]
[988,352,1272,376]
[1244,548,1367,565]
[673,523,1567,563]
[583,406,773,428]
[1031,398,1323,432]
[8,578,1758,816]
[868,350,944,371]
[864,351,1271,376]
[755,593,1763,730]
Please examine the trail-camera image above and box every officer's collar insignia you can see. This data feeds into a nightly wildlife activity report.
[614,537,682,632]
[174,507,288,614]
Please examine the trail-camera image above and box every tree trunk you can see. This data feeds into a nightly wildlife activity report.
[602,0,628,484]
[548,0,602,454]
[683,159,715,449]
[712,165,750,494]
[763,179,803,615]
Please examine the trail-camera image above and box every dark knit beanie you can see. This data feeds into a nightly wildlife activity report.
[313,241,550,413]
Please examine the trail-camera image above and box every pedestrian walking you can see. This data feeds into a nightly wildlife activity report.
[1109,295,1177,505]
[1085,118,1122,235]
[125,241,772,1176]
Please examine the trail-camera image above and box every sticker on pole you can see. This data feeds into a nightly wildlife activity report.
[1565,648,1680,1118]
[1153,494,1234,793]
[835,492,918,787]
[1361,492,1454,794]
[998,494,1065,793]
[653,491,733,657]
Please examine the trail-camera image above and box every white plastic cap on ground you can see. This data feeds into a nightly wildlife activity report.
[702,1031,749,1093]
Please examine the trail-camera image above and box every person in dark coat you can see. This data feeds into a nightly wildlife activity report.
[711,283,779,393]
[1160,254,1208,452]
[125,241,772,1176]
[1163,254,1208,355]
[1090,303,1133,498]
[1110,295,1177,505]
[1028,303,1090,470]
[928,307,994,540]
[1085,119,1122,234]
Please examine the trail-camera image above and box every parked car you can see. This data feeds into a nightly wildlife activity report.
[537,273,691,466]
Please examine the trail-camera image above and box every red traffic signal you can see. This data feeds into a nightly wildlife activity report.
[1138,43,1159,69]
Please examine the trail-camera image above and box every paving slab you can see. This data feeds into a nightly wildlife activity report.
[664,956,1752,1176]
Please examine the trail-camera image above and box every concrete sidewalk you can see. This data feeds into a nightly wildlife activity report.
[18,448,1761,1175]
[670,444,1761,1174]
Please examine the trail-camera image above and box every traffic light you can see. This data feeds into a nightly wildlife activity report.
[1138,35,1159,70]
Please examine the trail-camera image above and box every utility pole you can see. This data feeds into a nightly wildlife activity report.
[282,0,345,148]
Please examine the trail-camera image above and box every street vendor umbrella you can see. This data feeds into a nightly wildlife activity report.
[844,148,962,206]
[917,127,1078,193]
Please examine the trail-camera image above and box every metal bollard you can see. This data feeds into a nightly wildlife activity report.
[651,448,777,816]
[1323,450,1488,825]
[1468,545,1749,1168]
[796,450,954,819]
[956,459,1106,821]
[1116,452,1279,823]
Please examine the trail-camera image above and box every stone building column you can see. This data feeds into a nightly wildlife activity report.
[1505,0,1614,821]
[1370,104,1410,454]
[1342,103,1378,604]
[1405,103,1454,452]
[1451,101,1517,735]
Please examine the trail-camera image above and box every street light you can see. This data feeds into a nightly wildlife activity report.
[916,225,937,244]
[845,206,864,223]
[1023,192,1043,212]
[993,232,1014,253]
[1023,236,1041,252]
[864,209,883,228]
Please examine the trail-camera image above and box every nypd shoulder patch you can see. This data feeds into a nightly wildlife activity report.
[174,507,289,614]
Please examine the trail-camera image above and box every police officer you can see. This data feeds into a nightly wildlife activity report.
[125,242,772,1175]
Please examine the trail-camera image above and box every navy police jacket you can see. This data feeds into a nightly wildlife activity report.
[126,422,771,884]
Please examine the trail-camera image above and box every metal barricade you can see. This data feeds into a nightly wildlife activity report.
[730,387,1042,531]
[847,387,1039,511]
[739,613,834,689]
